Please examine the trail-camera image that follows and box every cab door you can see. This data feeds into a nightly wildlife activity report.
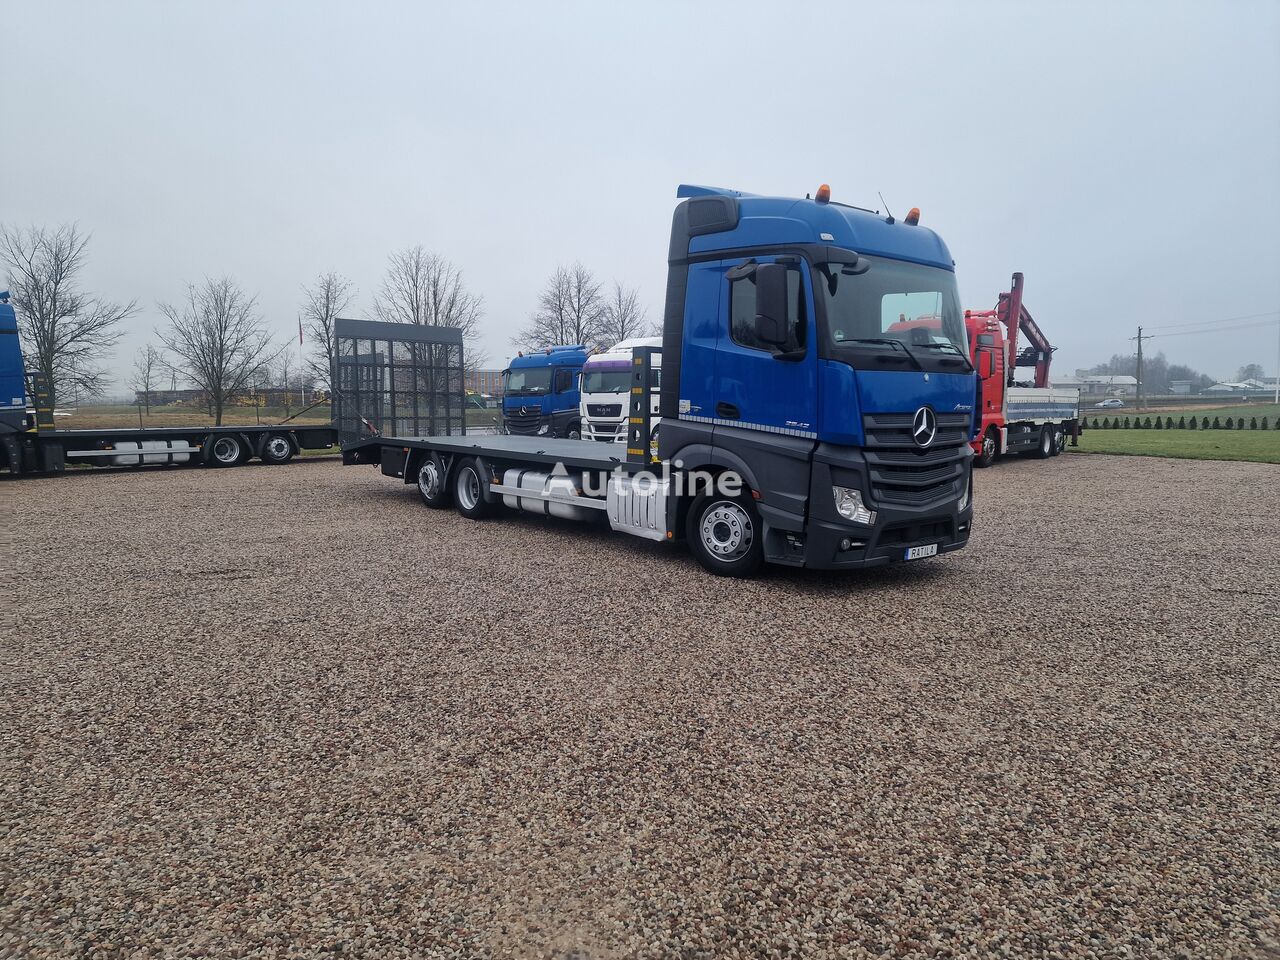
[710,255,818,528]
[713,255,818,438]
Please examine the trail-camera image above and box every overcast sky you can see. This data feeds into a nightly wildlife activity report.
[4,0,1278,390]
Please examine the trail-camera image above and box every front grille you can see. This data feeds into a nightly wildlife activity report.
[862,412,969,508]
[505,411,544,435]
[587,403,622,418]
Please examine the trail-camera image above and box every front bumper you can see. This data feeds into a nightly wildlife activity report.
[799,508,973,569]
[786,440,974,569]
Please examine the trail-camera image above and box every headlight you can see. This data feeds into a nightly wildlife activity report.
[958,474,971,511]
[833,486,877,525]
[537,424,549,436]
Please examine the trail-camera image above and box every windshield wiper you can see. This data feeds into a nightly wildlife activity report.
[845,338,924,370]
[915,342,974,369]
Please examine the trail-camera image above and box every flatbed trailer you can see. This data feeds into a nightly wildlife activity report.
[1,311,464,477]
[7,423,339,473]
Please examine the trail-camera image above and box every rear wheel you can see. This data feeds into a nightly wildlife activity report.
[686,491,764,578]
[209,435,244,467]
[453,457,497,519]
[1054,428,1067,455]
[975,427,999,467]
[261,434,294,464]
[1033,426,1053,459]
[417,453,451,508]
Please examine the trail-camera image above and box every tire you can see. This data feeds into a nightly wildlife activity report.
[453,457,497,519]
[1049,428,1064,456]
[209,434,244,467]
[416,453,451,508]
[260,433,294,464]
[565,421,582,440]
[1033,426,1053,459]
[686,490,764,578]
[975,427,999,468]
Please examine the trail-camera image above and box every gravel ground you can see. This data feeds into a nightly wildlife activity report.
[3,454,1277,959]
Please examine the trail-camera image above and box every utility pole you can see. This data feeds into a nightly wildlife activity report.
[1275,316,1279,405]
[1131,325,1147,409]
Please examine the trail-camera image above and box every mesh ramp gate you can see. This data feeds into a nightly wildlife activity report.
[333,318,466,445]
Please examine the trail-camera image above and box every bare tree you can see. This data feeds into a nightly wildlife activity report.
[158,277,277,426]
[0,224,135,408]
[274,346,297,415]
[130,342,162,414]
[600,281,651,346]
[1237,363,1265,382]
[371,247,485,367]
[299,272,353,390]
[517,263,606,349]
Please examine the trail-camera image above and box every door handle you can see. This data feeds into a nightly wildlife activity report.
[716,402,740,419]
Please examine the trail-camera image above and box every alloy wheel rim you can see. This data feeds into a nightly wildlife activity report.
[700,501,753,561]
[458,468,480,510]
[419,461,441,498]
[213,438,239,463]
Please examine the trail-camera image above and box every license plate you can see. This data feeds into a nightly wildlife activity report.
[904,543,938,561]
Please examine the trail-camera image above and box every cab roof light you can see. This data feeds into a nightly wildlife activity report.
[905,207,921,225]
[814,183,831,204]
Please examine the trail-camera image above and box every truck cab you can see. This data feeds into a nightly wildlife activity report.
[501,345,588,438]
[0,292,27,434]
[580,337,662,443]
[658,185,977,570]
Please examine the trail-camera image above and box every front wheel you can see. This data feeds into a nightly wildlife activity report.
[975,427,998,468]
[686,491,764,578]
[453,457,497,519]
[565,422,582,440]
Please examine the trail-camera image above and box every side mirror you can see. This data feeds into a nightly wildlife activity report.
[978,351,992,379]
[753,263,789,346]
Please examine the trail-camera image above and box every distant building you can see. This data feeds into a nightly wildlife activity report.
[466,369,504,396]
[1206,380,1265,394]
[1051,374,1138,396]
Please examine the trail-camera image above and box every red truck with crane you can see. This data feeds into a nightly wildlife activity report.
[890,271,1080,466]
[965,272,1079,465]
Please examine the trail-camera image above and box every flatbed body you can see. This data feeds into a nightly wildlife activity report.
[344,433,642,475]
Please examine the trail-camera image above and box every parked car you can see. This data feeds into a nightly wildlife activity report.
[1095,398,1125,408]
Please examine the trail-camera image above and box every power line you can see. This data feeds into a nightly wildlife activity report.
[1144,309,1280,331]
[1147,318,1278,339]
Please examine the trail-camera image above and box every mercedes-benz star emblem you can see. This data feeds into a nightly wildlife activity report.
[519,405,528,416]
[912,406,937,448]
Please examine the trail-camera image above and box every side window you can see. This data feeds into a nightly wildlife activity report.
[553,368,574,393]
[729,265,807,353]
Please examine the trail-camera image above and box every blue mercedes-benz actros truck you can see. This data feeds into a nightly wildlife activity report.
[348,184,978,577]
[500,344,588,438]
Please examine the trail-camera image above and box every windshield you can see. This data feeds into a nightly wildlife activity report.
[504,366,552,395]
[816,255,969,368]
[582,369,631,393]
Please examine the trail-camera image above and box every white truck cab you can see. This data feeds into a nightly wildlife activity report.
[580,337,662,443]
